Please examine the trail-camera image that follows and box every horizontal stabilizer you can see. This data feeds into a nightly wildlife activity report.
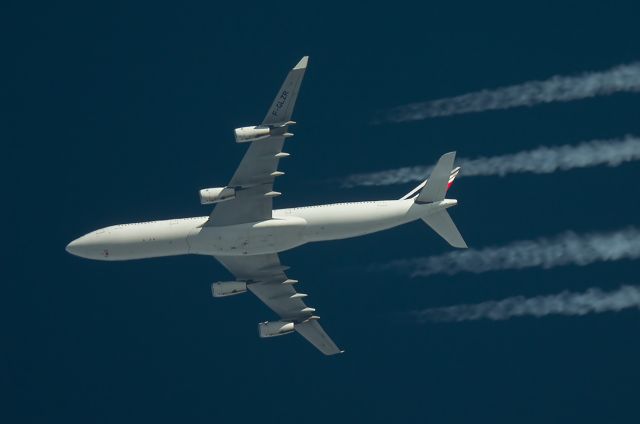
[422,210,467,248]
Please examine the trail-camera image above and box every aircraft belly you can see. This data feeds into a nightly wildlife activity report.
[290,201,422,241]
[188,217,307,256]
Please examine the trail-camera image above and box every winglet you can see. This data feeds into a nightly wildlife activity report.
[294,56,309,70]
[262,57,309,126]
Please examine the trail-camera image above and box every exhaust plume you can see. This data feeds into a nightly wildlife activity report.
[414,285,640,322]
[381,227,640,277]
[378,62,640,123]
[342,135,640,187]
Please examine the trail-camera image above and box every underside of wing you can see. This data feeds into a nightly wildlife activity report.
[213,253,342,356]
[205,57,308,227]
[206,136,286,226]
[295,319,342,356]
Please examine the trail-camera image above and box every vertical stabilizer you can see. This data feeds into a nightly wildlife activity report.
[413,151,467,248]
[415,152,456,203]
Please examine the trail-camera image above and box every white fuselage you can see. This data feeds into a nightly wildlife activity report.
[66,199,456,261]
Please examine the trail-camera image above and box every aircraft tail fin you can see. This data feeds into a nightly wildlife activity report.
[400,162,460,201]
[402,152,466,248]
[414,152,456,203]
[421,210,467,248]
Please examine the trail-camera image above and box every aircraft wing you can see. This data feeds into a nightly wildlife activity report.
[206,57,308,227]
[214,253,343,356]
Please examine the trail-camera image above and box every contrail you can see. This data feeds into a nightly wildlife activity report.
[380,227,640,278]
[413,285,640,322]
[341,135,640,187]
[378,62,640,123]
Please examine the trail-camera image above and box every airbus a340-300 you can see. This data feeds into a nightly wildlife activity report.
[67,57,467,355]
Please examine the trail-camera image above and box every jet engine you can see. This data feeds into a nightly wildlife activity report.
[199,187,236,205]
[234,122,295,143]
[211,281,247,297]
[234,126,271,143]
[258,320,295,338]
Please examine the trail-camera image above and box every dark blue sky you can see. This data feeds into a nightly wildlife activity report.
[6,2,640,423]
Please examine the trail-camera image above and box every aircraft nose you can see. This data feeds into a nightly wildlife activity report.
[66,233,108,260]
[66,236,89,257]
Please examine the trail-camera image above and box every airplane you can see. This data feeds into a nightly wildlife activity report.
[66,56,467,355]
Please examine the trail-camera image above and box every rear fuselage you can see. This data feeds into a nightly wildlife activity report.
[66,199,455,261]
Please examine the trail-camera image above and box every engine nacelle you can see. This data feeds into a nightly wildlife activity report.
[234,122,295,143]
[211,281,247,297]
[234,126,271,143]
[258,320,295,338]
[199,187,236,205]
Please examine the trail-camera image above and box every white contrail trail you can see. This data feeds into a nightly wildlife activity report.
[378,62,640,123]
[380,227,640,278]
[413,285,640,322]
[341,135,640,187]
